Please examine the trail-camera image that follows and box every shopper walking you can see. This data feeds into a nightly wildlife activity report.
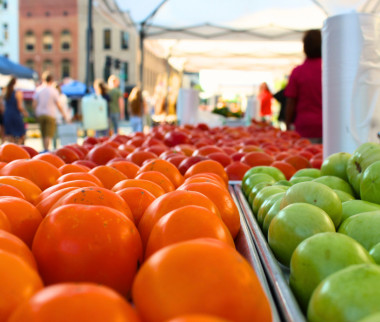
[107,75,124,135]
[93,79,110,137]
[3,76,28,144]
[33,72,69,152]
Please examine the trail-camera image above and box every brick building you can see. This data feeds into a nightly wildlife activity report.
[19,0,79,80]
[18,0,138,86]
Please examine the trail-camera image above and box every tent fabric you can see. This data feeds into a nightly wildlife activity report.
[116,0,380,72]
[0,56,36,79]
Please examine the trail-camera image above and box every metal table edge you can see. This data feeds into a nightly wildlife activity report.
[232,184,306,322]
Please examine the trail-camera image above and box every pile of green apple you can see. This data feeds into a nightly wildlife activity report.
[241,142,380,322]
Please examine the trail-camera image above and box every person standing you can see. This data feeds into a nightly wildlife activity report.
[93,79,110,137]
[33,72,69,152]
[107,75,124,135]
[128,87,144,133]
[3,76,28,144]
[284,29,322,143]
[258,82,273,123]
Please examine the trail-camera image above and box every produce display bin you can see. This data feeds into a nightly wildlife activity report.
[228,186,281,322]
[231,184,306,322]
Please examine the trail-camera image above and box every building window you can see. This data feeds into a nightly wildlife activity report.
[43,31,53,52]
[60,30,71,51]
[103,29,111,50]
[45,11,50,17]
[63,11,68,16]
[61,59,70,78]
[25,59,34,70]
[121,31,129,50]
[123,62,129,82]
[3,24,8,41]
[27,12,32,17]
[25,30,36,52]
[42,59,53,74]
[3,0,8,9]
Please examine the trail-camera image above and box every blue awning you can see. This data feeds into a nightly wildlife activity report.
[61,80,87,98]
[0,56,36,79]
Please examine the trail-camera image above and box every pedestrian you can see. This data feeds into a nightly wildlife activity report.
[2,76,28,144]
[258,82,273,123]
[128,86,144,133]
[33,71,69,152]
[55,84,71,125]
[93,79,110,137]
[107,75,124,135]
[284,29,322,143]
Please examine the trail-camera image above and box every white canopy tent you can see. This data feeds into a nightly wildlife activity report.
[116,0,380,155]
[115,0,380,73]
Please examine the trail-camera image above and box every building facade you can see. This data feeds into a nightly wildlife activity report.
[77,0,138,88]
[0,0,20,61]
[19,0,79,80]
[18,0,138,86]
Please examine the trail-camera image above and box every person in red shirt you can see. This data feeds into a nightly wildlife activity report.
[258,82,272,122]
[284,29,322,143]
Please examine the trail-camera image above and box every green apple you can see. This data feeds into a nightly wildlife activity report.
[291,168,321,179]
[308,264,380,322]
[257,192,285,226]
[262,198,283,238]
[359,312,380,322]
[334,189,355,203]
[321,152,351,182]
[252,185,288,215]
[268,203,335,267]
[369,243,380,264]
[242,173,276,197]
[280,181,342,228]
[360,161,380,205]
[274,180,292,187]
[341,200,380,223]
[290,232,374,312]
[247,182,273,205]
[346,142,380,196]
[289,176,314,185]
[338,211,380,250]
[313,175,354,196]
[242,165,286,182]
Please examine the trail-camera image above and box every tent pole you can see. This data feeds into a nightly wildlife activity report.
[85,0,93,93]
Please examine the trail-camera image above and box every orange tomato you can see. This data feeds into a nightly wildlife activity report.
[116,187,156,225]
[184,160,228,185]
[8,283,142,322]
[0,159,61,190]
[132,239,272,322]
[33,153,65,168]
[0,196,43,247]
[138,190,220,248]
[178,182,240,239]
[0,176,41,204]
[135,171,175,193]
[145,205,234,259]
[32,205,142,296]
[137,159,184,188]
[0,230,37,270]
[89,165,129,190]
[0,143,30,163]
[48,186,134,222]
[0,250,43,322]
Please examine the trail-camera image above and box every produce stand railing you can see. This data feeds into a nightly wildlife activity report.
[228,186,281,322]
[230,183,306,322]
